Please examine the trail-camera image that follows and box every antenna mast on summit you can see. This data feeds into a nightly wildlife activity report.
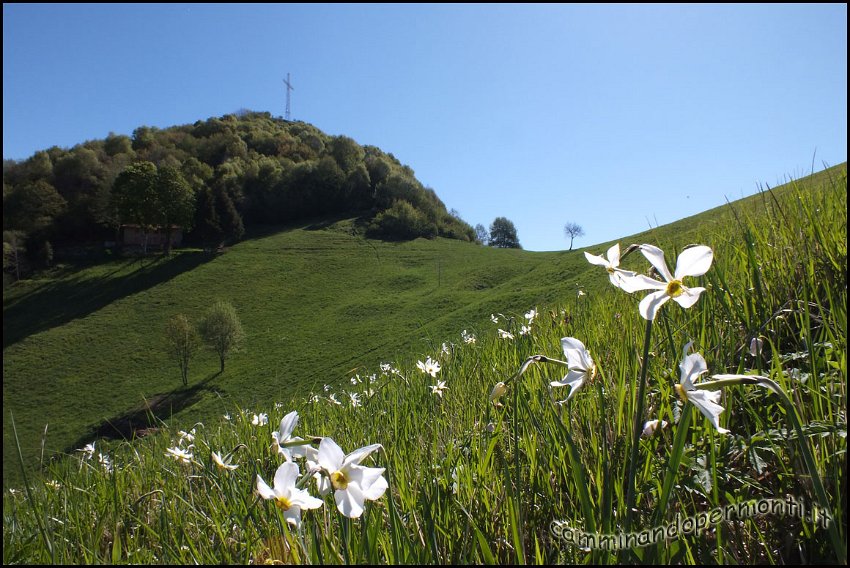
[283,73,294,121]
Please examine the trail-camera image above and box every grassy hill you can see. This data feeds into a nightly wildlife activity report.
[2,163,846,564]
[3,164,845,490]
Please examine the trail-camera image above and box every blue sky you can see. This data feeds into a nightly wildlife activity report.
[4,4,846,251]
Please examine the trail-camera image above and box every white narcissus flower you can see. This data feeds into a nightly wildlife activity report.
[78,442,96,460]
[549,337,596,403]
[416,357,441,378]
[675,343,729,434]
[524,308,537,322]
[498,329,514,340]
[430,380,448,398]
[211,451,238,471]
[165,446,194,464]
[272,411,318,462]
[628,244,714,320]
[584,243,641,292]
[312,438,388,519]
[256,461,323,527]
[252,413,268,426]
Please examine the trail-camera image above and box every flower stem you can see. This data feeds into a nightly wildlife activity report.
[624,316,654,532]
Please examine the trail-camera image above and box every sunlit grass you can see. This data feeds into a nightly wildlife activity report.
[3,165,846,563]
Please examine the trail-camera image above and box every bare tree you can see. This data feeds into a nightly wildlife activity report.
[563,222,585,251]
[165,314,200,386]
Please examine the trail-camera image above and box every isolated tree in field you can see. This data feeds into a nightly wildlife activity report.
[164,314,200,386]
[563,222,585,250]
[474,223,489,246]
[489,217,521,249]
[199,300,244,373]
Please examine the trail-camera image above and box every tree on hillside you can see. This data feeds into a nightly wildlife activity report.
[199,300,244,373]
[474,223,489,246]
[563,222,585,251]
[489,217,521,249]
[164,314,200,386]
[154,166,196,254]
[110,161,159,253]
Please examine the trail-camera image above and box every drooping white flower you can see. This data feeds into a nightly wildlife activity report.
[641,419,669,437]
[498,329,514,340]
[461,330,477,344]
[491,314,499,324]
[256,461,323,527]
[549,337,596,403]
[524,308,538,322]
[430,380,448,398]
[272,411,318,462]
[749,337,764,357]
[584,243,641,292]
[489,382,507,406]
[252,413,268,426]
[519,325,532,336]
[312,438,388,518]
[417,357,441,378]
[629,244,714,320]
[328,393,342,406]
[675,342,729,434]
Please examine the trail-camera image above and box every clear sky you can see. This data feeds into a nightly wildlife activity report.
[3,4,846,251]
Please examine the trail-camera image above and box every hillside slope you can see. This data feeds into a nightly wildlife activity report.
[3,163,845,487]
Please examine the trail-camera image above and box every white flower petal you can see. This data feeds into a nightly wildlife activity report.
[342,443,382,468]
[277,411,299,442]
[584,251,610,267]
[674,246,713,279]
[288,486,324,510]
[672,287,705,309]
[639,244,674,282]
[318,437,345,472]
[256,474,276,500]
[639,290,670,320]
[335,485,366,518]
[560,337,587,356]
[685,389,729,434]
[283,505,302,527]
[627,273,668,291]
[606,243,621,266]
[274,461,300,493]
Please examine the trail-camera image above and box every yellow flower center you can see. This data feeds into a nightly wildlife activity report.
[674,384,689,403]
[331,470,349,491]
[666,279,684,298]
[606,266,615,274]
[274,495,293,510]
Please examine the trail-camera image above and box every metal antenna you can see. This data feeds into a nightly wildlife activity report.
[283,73,294,121]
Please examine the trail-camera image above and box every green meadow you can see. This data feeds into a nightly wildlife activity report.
[3,163,846,564]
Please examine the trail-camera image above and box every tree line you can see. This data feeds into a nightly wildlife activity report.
[3,111,476,280]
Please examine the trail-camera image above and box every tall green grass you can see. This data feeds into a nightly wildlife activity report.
[3,165,846,563]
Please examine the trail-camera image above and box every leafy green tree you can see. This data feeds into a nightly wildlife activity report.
[563,222,585,251]
[154,166,195,254]
[489,217,521,249]
[110,161,159,252]
[3,180,67,234]
[164,314,200,386]
[199,300,244,373]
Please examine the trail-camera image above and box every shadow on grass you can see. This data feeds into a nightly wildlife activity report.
[64,371,224,452]
[2,250,214,349]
